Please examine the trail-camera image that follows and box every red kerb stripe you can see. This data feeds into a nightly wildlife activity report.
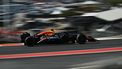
[0,47,122,59]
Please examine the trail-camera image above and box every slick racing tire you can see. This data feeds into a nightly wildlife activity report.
[24,36,36,47]
[20,32,30,42]
[76,33,87,44]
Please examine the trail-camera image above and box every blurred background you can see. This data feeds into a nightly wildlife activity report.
[0,0,122,43]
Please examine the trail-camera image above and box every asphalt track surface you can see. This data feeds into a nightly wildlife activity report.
[0,52,122,69]
[0,39,122,55]
[0,39,122,69]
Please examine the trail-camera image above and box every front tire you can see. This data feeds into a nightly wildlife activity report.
[76,33,87,44]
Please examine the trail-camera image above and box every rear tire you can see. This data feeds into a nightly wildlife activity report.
[24,36,36,47]
[20,32,30,42]
[76,33,87,44]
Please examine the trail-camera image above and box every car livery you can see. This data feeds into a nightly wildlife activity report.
[20,30,89,47]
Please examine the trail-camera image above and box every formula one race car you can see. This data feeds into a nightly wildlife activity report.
[20,30,94,47]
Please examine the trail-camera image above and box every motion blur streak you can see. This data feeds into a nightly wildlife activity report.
[0,43,24,47]
[0,47,122,59]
